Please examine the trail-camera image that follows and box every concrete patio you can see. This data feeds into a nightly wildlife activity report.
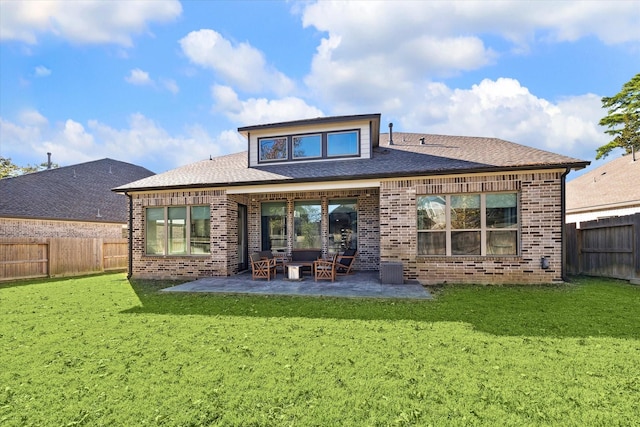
[162,271,432,299]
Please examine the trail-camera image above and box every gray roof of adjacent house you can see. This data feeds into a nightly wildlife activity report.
[115,132,589,192]
[0,158,155,223]
[566,153,640,213]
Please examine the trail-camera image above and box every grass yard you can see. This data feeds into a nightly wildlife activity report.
[1,274,639,426]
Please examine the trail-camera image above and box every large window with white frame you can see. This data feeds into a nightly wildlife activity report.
[417,193,518,256]
[145,206,210,255]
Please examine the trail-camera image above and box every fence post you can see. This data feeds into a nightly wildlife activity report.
[577,226,583,276]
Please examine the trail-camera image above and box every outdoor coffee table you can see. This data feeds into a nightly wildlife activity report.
[285,262,314,279]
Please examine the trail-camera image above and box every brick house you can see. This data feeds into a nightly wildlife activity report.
[115,113,589,284]
[0,158,155,239]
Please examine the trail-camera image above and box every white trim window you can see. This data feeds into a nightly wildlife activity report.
[145,206,210,255]
[417,193,518,256]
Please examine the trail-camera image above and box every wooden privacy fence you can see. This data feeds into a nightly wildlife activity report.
[0,238,128,282]
[566,213,640,280]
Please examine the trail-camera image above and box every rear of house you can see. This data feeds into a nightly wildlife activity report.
[116,113,588,285]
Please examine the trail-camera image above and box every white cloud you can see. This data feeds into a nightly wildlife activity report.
[160,78,179,94]
[0,0,182,46]
[395,78,608,162]
[125,69,180,94]
[211,84,323,126]
[302,1,640,48]
[34,65,51,77]
[299,1,640,110]
[0,112,242,172]
[18,109,49,127]
[125,68,152,86]
[1,118,44,155]
[179,29,295,95]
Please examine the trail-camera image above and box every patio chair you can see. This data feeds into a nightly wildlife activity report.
[335,249,357,275]
[259,250,288,273]
[313,254,338,282]
[250,253,277,281]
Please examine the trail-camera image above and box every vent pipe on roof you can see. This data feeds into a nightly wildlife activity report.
[47,152,52,169]
[109,165,113,174]
[388,122,393,145]
[419,137,425,145]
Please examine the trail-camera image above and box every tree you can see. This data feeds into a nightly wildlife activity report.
[596,73,640,160]
[20,161,60,174]
[0,156,20,179]
[0,156,59,179]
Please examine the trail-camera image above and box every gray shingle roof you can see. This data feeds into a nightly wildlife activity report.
[566,154,640,212]
[115,132,588,192]
[1,158,154,223]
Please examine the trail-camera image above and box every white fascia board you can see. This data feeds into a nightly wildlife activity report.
[227,179,381,194]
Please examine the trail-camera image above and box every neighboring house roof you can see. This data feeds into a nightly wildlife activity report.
[0,158,155,223]
[566,154,640,214]
[116,132,588,192]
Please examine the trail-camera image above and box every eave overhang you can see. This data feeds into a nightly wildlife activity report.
[113,161,589,195]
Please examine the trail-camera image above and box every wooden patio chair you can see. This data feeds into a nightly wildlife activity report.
[259,250,288,273]
[313,254,338,282]
[250,253,277,281]
[335,249,357,275]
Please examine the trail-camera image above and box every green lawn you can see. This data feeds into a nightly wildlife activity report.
[1,274,639,426]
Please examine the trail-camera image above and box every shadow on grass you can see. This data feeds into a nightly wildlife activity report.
[123,276,640,340]
[0,272,122,291]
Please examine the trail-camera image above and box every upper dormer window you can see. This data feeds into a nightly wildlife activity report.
[293,134,322,159]
[327,131,358,157]
[260,137,287,162]
[258,129,360,164]
[241,113,380,167]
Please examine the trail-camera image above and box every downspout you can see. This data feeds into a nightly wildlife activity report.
[127,193,133,280]
[561,167,570,282]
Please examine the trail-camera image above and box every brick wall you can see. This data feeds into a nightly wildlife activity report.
[129,170,564,284]
[130,188,380,280]
[379,171,564,285]
[131,190,226,280]
[0,217,125,238]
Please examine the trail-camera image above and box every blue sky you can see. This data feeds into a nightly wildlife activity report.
[1,1,638,178]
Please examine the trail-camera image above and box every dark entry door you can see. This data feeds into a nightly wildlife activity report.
[238,204,248,271]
